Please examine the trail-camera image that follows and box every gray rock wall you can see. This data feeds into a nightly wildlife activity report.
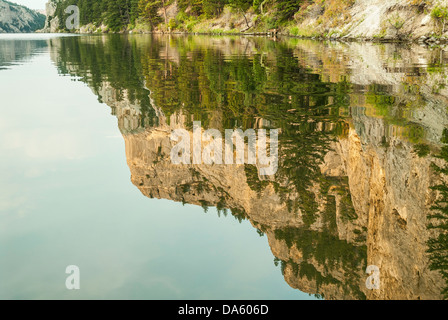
[0,0,45,33]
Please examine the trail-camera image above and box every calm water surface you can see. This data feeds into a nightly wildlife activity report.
[1,34,448,300]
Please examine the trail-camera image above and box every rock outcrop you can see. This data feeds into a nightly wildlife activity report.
[40,0,61,33]
[40,0,448,40]
[0,0,45,33]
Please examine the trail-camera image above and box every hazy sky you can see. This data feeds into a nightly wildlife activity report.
[9,0,47,10]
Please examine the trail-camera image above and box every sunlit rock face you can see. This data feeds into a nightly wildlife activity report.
[41,0,60,33]
[335,124,444,300]
[0,0,45,33]
[49,35,448,299]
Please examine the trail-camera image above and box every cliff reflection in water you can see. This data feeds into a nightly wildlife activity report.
[0,36,48,69]
[50,35,448,300]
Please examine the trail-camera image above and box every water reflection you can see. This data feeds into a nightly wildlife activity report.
[427,128,448,300]
[48,34,448,299]
[0,38,46,69]
[0,34,70,69]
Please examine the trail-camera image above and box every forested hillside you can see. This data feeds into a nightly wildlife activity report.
[0,0,45,33]
[45,0,448,41]
[50,0,304,31]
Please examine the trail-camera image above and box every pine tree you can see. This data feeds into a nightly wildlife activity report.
[227,0,252,28]
[104,0,132,31]
[275,0,302,21]
[202,0,226,17]
[178,0,203,16]
[427,128,448,299]
[139,0,162,28]
[130,0,140,24]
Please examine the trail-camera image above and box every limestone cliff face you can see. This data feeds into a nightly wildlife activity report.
[41,0,61,33]
[295,0,441,39]
[0,0,45,33]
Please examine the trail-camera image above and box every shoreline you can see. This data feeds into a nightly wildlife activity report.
[38,29,448,46]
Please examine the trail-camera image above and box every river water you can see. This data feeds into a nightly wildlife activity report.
[1,33,448,300]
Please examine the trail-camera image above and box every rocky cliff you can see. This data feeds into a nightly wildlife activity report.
[87,80,446,299]
[292,0,447,40]
[40,0,60,33]
[0,0,45,33]
[41,0,448,41]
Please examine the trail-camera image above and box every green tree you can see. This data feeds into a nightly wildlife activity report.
[431,5,448,33]
[227,0,252,28]
[130,0,141,24]
[427,128,448,299]
[103,0,133,31]
[202,0,226,17]
[178,0,204,16]
[275,0,302,21]
[139,0,162,28]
